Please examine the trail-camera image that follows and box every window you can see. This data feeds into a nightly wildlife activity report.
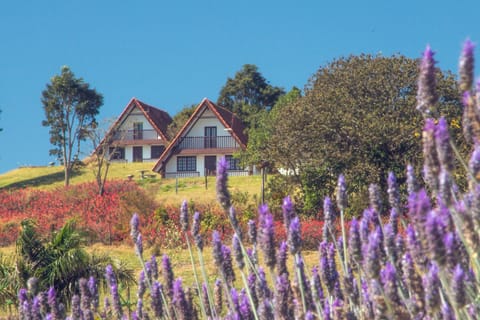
[151,145,165,159]
[109,147,125,160]
[225,155,242,170]
[177,156,196,171]
[133,122,143,140]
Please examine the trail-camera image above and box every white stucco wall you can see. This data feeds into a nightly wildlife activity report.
[186,109,227,137]
[118,107,155,131]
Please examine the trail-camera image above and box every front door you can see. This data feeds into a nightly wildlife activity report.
[204,156,217,176]
[133,146,143,162]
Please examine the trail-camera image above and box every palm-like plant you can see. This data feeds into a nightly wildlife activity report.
[14,219,135,305]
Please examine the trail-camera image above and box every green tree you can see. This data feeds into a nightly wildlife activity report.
[42,66,103,186]
[217,64,285,129]
[266,54,462,214]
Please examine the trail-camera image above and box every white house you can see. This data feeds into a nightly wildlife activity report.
[100,98,172,163]
[152,98,249,178]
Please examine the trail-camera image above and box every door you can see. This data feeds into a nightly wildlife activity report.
[133,122,143,140]
[204,156,217,176]
[133,146,143,162]
[204,126,217,148]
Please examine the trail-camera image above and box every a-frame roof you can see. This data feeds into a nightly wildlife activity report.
[111,97,172,141]
[152,98,247,172]
[93,98,172,155]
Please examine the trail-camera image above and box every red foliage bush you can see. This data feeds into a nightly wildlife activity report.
[0,180,158,245]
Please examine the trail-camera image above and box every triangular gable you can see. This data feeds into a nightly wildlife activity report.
[94,98,172,154]
[152,98,247,172]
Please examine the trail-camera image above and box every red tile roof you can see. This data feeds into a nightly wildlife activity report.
[94,98,172,154]
[152,98,247,173]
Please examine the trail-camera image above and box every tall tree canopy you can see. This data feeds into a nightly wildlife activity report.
[262,54,462,213]
[217,64,285,129]
[42,66,103,186]
[167,104,197,138]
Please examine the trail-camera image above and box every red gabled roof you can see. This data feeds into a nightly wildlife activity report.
[152,98,247,173]
[94,98,172,154]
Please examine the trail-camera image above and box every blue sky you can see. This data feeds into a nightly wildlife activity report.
[0,0,479,173]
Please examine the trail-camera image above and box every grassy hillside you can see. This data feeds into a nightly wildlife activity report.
[0,163,263,204]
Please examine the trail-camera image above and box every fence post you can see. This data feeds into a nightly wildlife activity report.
[205,172,208,190]
[176,176,178,194]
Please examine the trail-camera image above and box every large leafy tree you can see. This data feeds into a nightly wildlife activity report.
[264,54,462,214]
[217,64,285,129]
[167,104,197,138]
[42,66,103,186]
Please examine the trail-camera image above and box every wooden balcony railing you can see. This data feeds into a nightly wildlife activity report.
[177,136,239,150]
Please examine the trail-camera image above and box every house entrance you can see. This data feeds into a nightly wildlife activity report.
[204,156,217,176]
[133,146,143,162]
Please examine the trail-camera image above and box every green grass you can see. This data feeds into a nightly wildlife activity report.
[0,163,263,204]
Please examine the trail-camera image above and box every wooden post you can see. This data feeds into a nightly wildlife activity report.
[176,176,178,194]
[205,173,208,190]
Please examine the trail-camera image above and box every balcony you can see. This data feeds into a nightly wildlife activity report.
[112,129,162,144]
[177,136,240,151]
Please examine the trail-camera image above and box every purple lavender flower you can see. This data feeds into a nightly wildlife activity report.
[78,278,91,314]
[247,219,257,246]
[239,290,252,320]
[222,244,236,285]
[311,266,324,304]
[276,241,288,277]
[364,226,383,279]
[323,299,332,320]
[423,263,440,316]
[232,233,244,270]
[130,213,140,242]
[336,174,347,211]
[322,197,336,242]
[18,288,29,319]
[173,278,190,320]
[287,216,302,255]
[150,255,158,280]
[201,283,211,318]
[343,267,358,305]
[370,279,388,319]
[469,144,480,182]
[294,257,314,312]
[401,253,424,313]
[229,206,241,237]
[151,281,163,318]
[110,283,123,319]
[88,276,99,311]
[247,272,258,309]
[452,264,467,308]
[212,231,224,272]
[348,218,362,265]
[282,195,295,230]
[461,90,480,144]
[369,183,383,215]
[31,297,41,320]
[406,164,418,195]
[274,273,293,319]
[435,117,454,171]
[48,287,60,320]
[387,172,400,210]
[105,264,116,287]
[214,279,223,315]
[180,199,188,232]
[136,298,143,320]
[137,271,146,299]
[259,210,276,270]
[192,211,203,250]
[258,298,274,320]
[359,213,370,247]
[426,210,447,266]
[70,295,81,320]
[380,262,400,306]
[135,233,143,257]
[389,207,399,236]
[441,302,455,320]
[216,156,231,211]
[384,223,398,266]
[256,267,271,301]
[459,38,475,92]
[162,254,174,299]
[406,224,426,269]
[423,118,441,192]
[417,45,438,115]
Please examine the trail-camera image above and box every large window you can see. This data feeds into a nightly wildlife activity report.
[177,156,197,171]
[109,147,125,160]
[151,145,165,159]
[225,155,242,170]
